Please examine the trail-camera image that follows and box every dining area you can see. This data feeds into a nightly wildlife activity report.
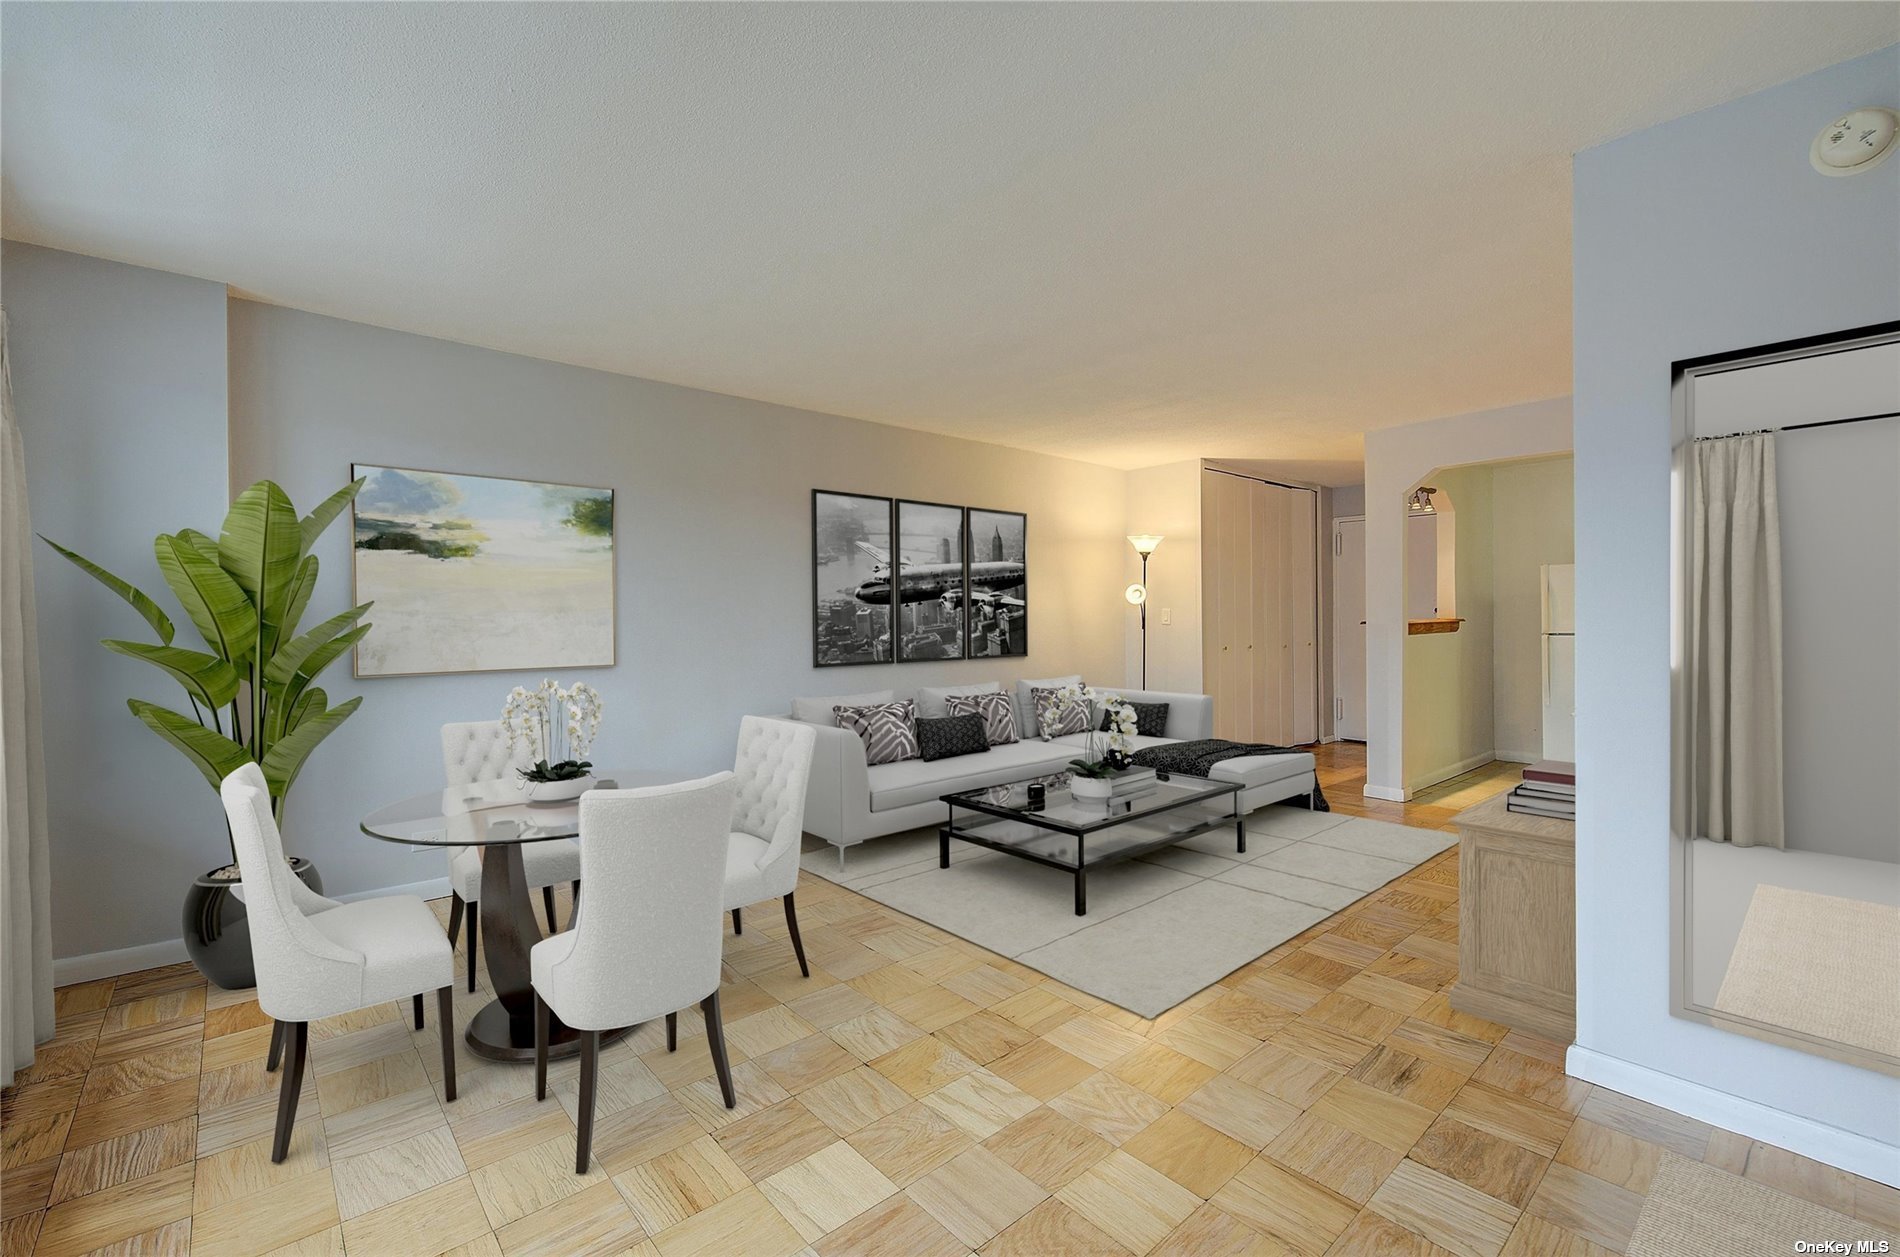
[232,710,818,1177]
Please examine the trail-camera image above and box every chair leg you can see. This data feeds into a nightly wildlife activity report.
[437,987,456,1101]
[782,893,810,978]
[447,892,465,948]
[701,992,735,1110]
[467,902,479,993]
[533,993,550,1101]
[732,907,742,935]
[266,1019,285,1072]
[542,885,558,933]
[270,1021,308,1164]
[576,1029,599,1174]
[665,1011,677,1052]
[412,993,425,1031]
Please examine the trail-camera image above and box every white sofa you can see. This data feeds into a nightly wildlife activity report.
[773,680,1319,866]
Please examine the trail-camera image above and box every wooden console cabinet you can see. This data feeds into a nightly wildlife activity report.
[1448,792,1576,1042]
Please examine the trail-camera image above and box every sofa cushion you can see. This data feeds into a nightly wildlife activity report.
[792,689,894,726]
[1013,675,1081,740]
[1032,686,1090,739]
[834,700,921,765]
[867,741,1074,811]
[1099,700,1170,738]
[917,714,991,762]
[916,682,1002,719]
[945,691,1020,746]
[1207,752,1316,789]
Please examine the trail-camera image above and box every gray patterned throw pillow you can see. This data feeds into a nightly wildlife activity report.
[1031,687,1089,739]
[945,691,1020,746]
[833,700,921,765]
[916,714,991,762]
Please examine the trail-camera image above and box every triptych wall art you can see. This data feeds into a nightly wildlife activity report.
[351,464,616,677]
[811,490,1027,667]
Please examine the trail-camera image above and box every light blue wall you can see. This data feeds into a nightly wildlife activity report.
[1572,44,1899,1159]
[2,242,232,961]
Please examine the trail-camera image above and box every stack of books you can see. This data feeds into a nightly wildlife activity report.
[1507,760,1575,820]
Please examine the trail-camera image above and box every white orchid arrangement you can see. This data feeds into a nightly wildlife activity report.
[501,679,604,783]
[1044,683,1138,780]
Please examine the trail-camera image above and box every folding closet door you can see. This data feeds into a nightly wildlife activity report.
[1202,469,1254,741]
[1251,479,1284,742]
[1201,469,1320,745]
[1285,486,1320,745]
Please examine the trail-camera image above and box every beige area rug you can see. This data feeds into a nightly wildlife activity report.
[800,805,1455,1017]
[1628,1153,1897,1256]
[1714,884,1900,1059]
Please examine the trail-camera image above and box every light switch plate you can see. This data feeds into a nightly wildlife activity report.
[1161,608,1172,625]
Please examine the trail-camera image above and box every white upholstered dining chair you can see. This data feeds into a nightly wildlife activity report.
[530,773,738,1173]
[724,716,817,976]
[440,720,583,990]
[220,764,456,1164]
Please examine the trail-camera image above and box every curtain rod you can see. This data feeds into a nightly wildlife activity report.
[1694,410,1899,440]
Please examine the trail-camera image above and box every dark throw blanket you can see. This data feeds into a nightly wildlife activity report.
[1128,739,1328,811]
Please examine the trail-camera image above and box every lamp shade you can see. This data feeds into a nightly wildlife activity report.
[1127,534,1164,557]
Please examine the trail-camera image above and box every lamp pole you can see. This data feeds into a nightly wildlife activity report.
[1127,535,1163,691]
[1139,550,1150,689]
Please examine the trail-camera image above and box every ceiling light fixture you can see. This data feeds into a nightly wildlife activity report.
[1812,107,1898,176]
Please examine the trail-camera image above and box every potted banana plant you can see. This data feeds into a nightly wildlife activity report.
[44,477,372,988]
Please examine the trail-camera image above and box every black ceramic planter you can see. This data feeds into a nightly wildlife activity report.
[183,859,323,990]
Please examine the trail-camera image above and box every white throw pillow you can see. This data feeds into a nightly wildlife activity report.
[1013,675,1082,741]
[791,690,895,726]
[915,681,1003,720]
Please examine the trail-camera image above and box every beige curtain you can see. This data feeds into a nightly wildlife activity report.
[1688,432,1785,848]
[1,311,54,1080]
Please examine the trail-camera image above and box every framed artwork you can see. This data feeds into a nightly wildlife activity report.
[812,490,895,667]
[350,464,615,677]
[895,499,967,661]
[965,508,1028,657]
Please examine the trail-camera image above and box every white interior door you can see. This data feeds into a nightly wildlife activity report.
[1333,516,1367,741]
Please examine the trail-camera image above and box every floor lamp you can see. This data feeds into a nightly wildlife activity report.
[1126,534,1163,689]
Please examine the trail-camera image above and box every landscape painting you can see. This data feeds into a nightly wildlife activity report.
[896,500,967,661]
[351,464,615,676]
[965,508,1027,656]
[812,491,893,667]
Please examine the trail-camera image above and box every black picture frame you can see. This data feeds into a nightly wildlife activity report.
[811,490,895,668]
[895,499,969,662]
[965,507,1028,658]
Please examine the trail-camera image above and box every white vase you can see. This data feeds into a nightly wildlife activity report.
[1068,775,1116,802]
[523,774,595,804]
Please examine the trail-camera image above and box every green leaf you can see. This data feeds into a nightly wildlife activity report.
[176,528,220,567]
[40,537,174,644]
[299,477,365,553]
[287,686,327,732]
[263,603,371,687]
[153,533,258,663]
[102,641,241,708]
[218,480,301,633]
[271,555,320,656]
[294,622,368,689]
[261,695,361,798]
[127,699,253,790]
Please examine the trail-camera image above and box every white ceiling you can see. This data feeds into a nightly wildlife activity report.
[4,4,1895,471]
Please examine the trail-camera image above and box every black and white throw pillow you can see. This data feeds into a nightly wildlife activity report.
[1031,687,1090,739]
[916,714,991,762]
[833,700,921,765]
[1100,701,1170,738]
[945,691,1020,746]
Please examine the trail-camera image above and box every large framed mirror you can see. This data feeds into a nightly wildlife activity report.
[1670,322,1900,1074]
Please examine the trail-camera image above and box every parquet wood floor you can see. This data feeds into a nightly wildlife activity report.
[6,745,1894,1255]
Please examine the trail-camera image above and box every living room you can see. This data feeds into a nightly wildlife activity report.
[3,5,1897,1256]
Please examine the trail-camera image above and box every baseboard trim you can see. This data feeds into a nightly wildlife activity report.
[52,875,456,987]
[1494,750,1539,765]
[1566,1045,1900,1187]
[1406,751,1497,794]
[1362,784,1411,802]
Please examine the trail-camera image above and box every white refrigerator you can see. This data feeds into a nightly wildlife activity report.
[1541,564,1576,761]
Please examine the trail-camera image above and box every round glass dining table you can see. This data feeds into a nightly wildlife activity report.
[360,771,672,1062]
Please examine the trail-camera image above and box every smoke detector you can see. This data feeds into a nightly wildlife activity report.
[1811,107,1898,177]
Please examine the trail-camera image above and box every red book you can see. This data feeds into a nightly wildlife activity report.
[1522,760,1576,786]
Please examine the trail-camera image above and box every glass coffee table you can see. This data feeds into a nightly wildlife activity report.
[940,772,1245,915]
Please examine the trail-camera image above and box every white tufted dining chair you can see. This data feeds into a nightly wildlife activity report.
[440,720,583,991]
[724,717,818,975]
[220,764,456,1164]
[530,773,737,1173]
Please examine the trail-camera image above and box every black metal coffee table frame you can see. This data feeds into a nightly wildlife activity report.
[939,774,1245,915]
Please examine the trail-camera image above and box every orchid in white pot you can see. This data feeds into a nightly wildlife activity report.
[1043,683,1140,799]
[501,679,604,801]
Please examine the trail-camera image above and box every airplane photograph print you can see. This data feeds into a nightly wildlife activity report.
[810,490,1029,666]
[966,507,1027,657]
